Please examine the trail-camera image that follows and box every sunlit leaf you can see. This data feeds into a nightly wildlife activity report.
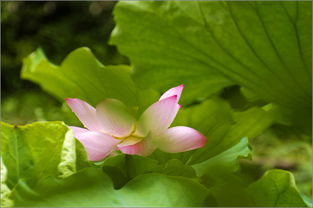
[0,121,89,206]
[21,48,137,106]
[1,158,14,207]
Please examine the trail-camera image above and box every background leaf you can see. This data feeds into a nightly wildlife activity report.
[170,98,273,164]
[110,1,312,130]
[247,169,307,207]
[191,142,308,207]
[193,138,251,177]
[21,47,137,107]
[204,169,308,207]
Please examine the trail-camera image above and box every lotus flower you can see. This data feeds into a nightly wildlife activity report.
[66,85,207,161]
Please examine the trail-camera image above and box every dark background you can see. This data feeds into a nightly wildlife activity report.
[1,1,127,124]
[2,1,127,98]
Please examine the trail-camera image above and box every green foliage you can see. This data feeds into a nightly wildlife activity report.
[1,121,308,207]
[101,154,159,189]
[191,139,307,207]
[172,98,273,164]
[15,168,211,207]
[110,1,312,131]
[1,1,311,207]
[21,48,137,107]
[247,169,307,207]
[1,159,14,207]
[195,139,255,207]
[193,138,251,177]
[249,129,312,196]
[0,121,89,206]
[1,2,125,96]
[205,169,308,207]
[1,90,80,125]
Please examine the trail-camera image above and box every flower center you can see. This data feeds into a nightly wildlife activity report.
[119,134,143,147]
[108,124,144,146]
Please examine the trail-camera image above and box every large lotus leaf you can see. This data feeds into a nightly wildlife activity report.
[0,121,88,206]
[110,1,312,130]
[21,48,137,106]
[15,167,211,207]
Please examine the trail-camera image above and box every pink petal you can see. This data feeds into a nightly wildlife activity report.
[159,84,184,102]
[136,95,180,136]
[156,126,207,153]
[119,139,156,156]
[66,98,101,131]
[69,126,89,134]
[96,99,135,137]
[71,128,120,161]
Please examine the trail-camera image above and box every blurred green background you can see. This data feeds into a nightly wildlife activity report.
[1,1,311,197]
[1,1,127,125]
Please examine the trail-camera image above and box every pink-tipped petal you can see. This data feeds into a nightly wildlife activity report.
[96,99,135,137]
[136,95,180,136]
[66,98,101,131]
[119,139,156,156]
[159,84,184,102]
[156,126,207,153]
[72,129,119,161]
